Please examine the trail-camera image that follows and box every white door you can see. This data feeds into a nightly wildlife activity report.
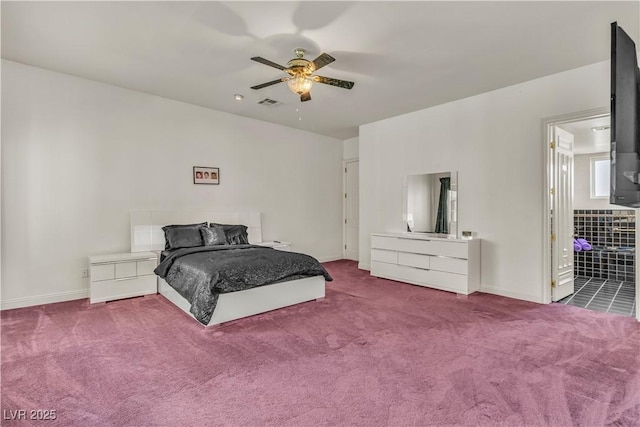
[551,126,575,301]
[344,160,359,260]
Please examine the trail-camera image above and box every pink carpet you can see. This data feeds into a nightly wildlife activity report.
[2,260,639,426]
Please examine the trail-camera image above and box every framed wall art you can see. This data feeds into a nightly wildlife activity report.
[193,166,219,185]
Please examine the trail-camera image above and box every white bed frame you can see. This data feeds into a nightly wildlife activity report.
[130,211,326,326]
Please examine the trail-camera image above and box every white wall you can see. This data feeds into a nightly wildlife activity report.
[360,61,610,303]
[343,137,359,160]
[1,60,344,309]
[574,153,620,210]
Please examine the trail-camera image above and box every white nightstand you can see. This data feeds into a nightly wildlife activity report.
[257,241,292,251]
[89,252,158,303]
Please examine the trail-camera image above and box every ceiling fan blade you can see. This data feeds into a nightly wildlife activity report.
[300,92,311,102]
[250,78,287,90]
[312,53,335,71]
[312,76,355,90]
[251,56,287,70]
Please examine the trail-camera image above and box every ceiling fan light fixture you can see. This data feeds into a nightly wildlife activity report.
[250,48,353,102]
[287,76,313,95]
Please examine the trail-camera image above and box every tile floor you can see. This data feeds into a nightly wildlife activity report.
[558,276,636,317]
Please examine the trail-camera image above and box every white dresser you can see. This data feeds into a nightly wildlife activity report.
[89,252,158,303]
[370,233,480,295]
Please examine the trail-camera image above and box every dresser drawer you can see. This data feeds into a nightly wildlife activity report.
[371,235,398,251]
[370,260,399,279]
[395,238,468,259]
[371,261,468,293]
[115,262,137,279]
[430,256,468,275]
[137,259,157,276]
[396,265,468,293]
[91,264,115,282]
[371,249,398,264]
[398,252,430,269]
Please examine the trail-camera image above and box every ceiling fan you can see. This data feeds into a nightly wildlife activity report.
[250,48,355,102]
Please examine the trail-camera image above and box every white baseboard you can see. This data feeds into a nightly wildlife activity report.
[480,286,543,304]
[317,255,344,263]
[1,289,89,311]
[358,262,370,271]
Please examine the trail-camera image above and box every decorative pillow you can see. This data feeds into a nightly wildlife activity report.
[201,224,227,246]
[162,223,207,250]
[211,223,250,245]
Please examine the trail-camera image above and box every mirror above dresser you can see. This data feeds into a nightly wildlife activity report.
[402,171,458,239]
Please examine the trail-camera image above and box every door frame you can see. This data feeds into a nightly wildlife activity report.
[343,158,359,260]
[541,107,637,310]
[544,108,640,320]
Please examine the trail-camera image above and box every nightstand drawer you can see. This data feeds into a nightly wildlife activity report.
[137,259,156,276]
[257,241,291,251]
[91,264,115,282]
[90,275,156,303]
[115,262,137,279]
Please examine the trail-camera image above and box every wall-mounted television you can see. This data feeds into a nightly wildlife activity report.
[610,22,640,207]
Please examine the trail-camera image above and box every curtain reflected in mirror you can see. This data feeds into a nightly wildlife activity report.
[434,177,450,234]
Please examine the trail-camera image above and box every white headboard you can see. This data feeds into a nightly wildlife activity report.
[130,211,262,253]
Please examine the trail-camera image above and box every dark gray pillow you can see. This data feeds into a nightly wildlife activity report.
[162,223,207,250]
[201,224,227,246]
[211,223,249,245]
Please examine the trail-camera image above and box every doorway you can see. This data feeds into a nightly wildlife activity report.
[344,159,359,261]
[543,109,637,318]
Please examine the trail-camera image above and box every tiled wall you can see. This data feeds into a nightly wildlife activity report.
[573,210,635,281]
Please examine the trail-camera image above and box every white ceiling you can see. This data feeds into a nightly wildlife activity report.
[2,1,639,140]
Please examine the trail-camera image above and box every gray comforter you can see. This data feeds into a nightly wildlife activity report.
[154,245,332,325]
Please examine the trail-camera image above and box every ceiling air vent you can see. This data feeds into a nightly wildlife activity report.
[257,98,281,108]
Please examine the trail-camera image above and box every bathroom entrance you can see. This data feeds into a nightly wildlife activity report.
[545,110,637,317]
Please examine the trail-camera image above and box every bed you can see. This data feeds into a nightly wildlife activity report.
[130,211,330,326]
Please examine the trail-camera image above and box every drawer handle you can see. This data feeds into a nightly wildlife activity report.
[115,276,137,281]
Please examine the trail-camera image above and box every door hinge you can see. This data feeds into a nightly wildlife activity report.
[551,233,556,242]
[345,219,347,224]
[345,193,347,198]
[551,280,556,288]
[345,167,347,173]
[550,188,555,195]
[550,141,556,149]
[344,244,347,250]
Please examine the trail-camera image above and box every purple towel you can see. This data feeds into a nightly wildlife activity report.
[576,238,592,251]
[573,239,582,252]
